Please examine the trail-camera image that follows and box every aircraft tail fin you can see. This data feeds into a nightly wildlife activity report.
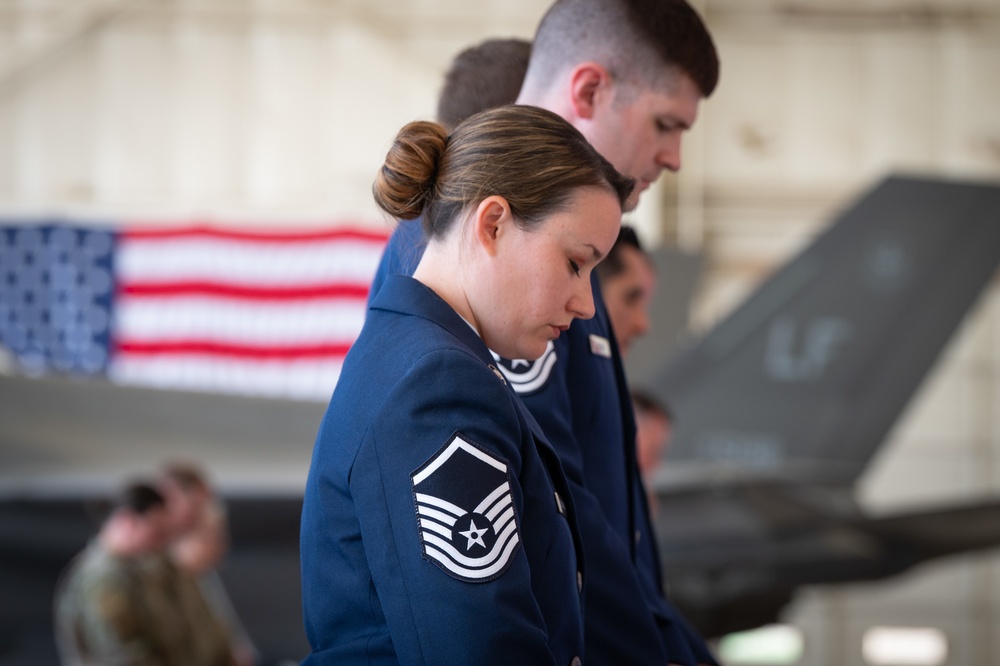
[647,175,1000,485]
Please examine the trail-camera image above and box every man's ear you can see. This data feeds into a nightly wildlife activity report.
[568,62,612,121]
[472,195,513,257]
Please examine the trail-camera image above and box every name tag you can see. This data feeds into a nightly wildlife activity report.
[589,334,611,358]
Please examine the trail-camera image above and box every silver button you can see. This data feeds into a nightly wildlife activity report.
[570,657,582,666]
[576,571,583,593]
[635,529,642,545]
[554,491,567,516]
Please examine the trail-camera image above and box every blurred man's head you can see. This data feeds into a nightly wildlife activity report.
[597,226,655,358]
[519,0,719,209]
[437,38,532,129]
[158,462,212,540]
[171,501,229,575]
[632,391,673,477]
[99,482,170,557]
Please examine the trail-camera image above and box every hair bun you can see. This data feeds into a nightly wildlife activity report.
[373,121,449,221]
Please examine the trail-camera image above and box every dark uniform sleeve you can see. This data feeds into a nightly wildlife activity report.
[367,219,427,308]
[516,318,711,666]
[349,349,576,665]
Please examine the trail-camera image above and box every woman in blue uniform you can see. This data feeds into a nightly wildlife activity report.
[299,105,633,665]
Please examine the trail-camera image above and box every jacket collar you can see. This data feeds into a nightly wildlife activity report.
[370,275,495,366]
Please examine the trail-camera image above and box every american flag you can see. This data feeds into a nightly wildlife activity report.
[0,222,389,401]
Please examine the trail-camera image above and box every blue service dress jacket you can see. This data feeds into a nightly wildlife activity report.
[300,274,586,666]
[368,219,718,666]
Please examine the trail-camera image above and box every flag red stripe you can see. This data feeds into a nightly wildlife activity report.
[120,225,390,244]
[114,340,353,359]
[117,282,370,301]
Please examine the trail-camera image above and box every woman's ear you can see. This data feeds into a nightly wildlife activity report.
[472,195,513,257]
[568,62,612,121]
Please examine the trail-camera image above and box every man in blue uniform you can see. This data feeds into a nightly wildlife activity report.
[597,226,657,361]
[367,1,721,664]
[436,38,532,131]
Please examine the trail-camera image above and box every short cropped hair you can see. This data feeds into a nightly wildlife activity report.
[524,0,719,97]
[632,389,673,422]
[116,482,166,516]
[436,38,532,130]
[161,462,210,495]
[596,225,648,282]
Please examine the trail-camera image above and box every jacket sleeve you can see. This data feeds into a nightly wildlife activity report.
[518,326,706,666]
[76,571,170,666]
[351,349,570,665]
[367,219,427,308]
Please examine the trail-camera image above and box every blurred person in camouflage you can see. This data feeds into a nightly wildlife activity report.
[172,496,259,666]
[54,481,181,665]
[153,462,241,665]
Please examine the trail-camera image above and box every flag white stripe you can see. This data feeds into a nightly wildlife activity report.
[108,356,342,401]
[117,237,385,285]
[114,298,365,345]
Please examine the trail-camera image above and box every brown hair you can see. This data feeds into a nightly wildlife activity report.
[632,388,673,422]
[373,105,634,239]
[161,461,210,494]
[597,225,651,282]
[116,481,166,515]
[436,38,532,130]
[524,0,719,98]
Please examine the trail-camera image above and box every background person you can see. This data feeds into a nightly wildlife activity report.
[154,463,238,666]
[158,462,213,541]
[596,225,657,359]
[436,37,532,130]
[632,389,675,518]
[171,500,259,666]
[54,482,174,665]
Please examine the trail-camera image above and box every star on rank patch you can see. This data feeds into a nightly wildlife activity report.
[411,433,520,583]
[491,340,557,395]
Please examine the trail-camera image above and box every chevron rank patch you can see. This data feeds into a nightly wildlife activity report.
[492,340,557,395]
[411,433,520,583]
